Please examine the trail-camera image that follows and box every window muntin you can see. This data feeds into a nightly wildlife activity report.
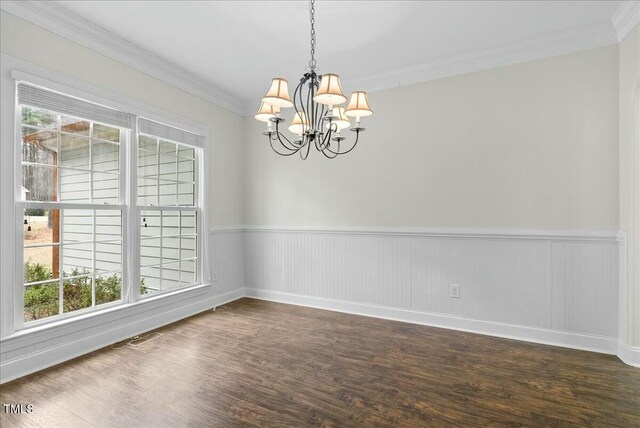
[137,135,196,207]
[21,107,121,205]
[137,134,200,297]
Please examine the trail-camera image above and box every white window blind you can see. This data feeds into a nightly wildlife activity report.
[17,82,135,129]
[138,118,205,148]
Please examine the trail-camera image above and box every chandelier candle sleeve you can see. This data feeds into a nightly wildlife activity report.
[256,0,373,160]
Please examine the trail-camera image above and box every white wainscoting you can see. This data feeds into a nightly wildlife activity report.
[243,227,621,355]
[210,228,245,296]
[2,227,633,384]
[0,229,246,384]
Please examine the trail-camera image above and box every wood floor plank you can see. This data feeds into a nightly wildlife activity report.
[1,298,639,427]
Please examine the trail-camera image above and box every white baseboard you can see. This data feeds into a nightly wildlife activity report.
[617,341,640,367]
[244,288,619,356]
[2,285,636,385]
[0,288,244,384]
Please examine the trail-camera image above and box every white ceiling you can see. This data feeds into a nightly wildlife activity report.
[31,1,629,113]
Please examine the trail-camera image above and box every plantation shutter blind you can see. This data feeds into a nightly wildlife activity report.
[17,82,135,129]
[138,118,205,148]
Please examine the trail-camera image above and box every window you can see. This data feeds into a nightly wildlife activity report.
[137,126,200,295]
[16,82,205,326]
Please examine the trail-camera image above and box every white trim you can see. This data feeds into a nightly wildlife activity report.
[341,22,618,101]
[210,225,245,234]
[612,1,640,42]
[230,225,621,243]
[0,1,244,116]
[617,340,640,367]
[619,234,629,351]
[0,62,17,337]
[244,288,619,356]
[0,286,243,384]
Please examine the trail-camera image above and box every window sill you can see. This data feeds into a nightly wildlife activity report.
[4,283,212,342]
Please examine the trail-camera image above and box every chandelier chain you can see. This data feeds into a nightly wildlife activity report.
[309,0,316,69]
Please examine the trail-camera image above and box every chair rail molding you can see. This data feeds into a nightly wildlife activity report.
[240,225,623,243]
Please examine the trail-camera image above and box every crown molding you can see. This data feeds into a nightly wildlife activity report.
[612,1,640,42]
[1,1,623,117]
[239,20,619,115]
[0,0,245,116]
[339,21,618,98]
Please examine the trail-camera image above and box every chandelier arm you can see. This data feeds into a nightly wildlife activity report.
[306,81,312,132]
[314,118,328,151]
[300,138,311,160]
[274,129,300,151]
[316,102,326,134]
[297,78,305,115]
[268,135,299,156]
[308,73,317,129]
[274,120,298,148]
[273,121,302,152]
[325,130,361,155]
[320,143,338,159]
[318,121,335,150]
[315,130,326,152]
[293,79,304,130]
[294,78,308,138]
[320,128,339,159]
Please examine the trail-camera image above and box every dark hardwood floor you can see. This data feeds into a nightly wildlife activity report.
[1,298,639,427]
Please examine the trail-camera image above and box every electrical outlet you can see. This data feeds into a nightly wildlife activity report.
[450,283,460,298]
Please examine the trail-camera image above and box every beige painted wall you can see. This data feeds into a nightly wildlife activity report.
[618,24,640,347]
[245,46,619,231]
[0,11,244,227]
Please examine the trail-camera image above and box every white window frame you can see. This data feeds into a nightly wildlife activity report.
[14,108,130,329]
[0,57,210,336]
[134,128,204,300]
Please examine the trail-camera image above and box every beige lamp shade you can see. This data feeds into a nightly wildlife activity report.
[325,107,351,131]
[314,74,347,106]
[254,102,280,123]
[262,78,293,108]
[288,111,310,135]
[344,91,373,118]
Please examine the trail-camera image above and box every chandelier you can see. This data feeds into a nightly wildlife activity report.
[255,0,373,159]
